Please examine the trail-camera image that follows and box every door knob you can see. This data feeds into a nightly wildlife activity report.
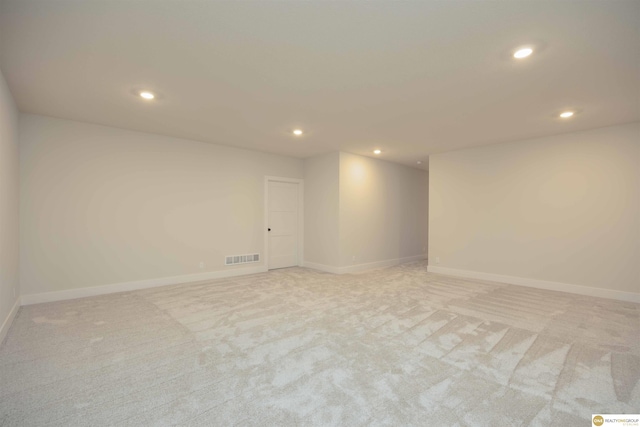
[268,228,271,231]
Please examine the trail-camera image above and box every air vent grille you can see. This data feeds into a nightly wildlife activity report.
[225,253,260,266]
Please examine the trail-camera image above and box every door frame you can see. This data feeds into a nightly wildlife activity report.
[264,176,304,270]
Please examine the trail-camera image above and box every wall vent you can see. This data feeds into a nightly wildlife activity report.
[225,253,260,266]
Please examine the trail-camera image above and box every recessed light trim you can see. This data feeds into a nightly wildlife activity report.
[373,149,381,155]
[513,47,533,59]
[139,91,155,100]
[559,111,575,118]
[293,129,303,136]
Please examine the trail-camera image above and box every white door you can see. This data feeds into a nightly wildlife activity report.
[268,181,299,269]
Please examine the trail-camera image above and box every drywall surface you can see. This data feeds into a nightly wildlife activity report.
[0,68,19,339]
[303,152,340,268]
[429,122,640,294]
[19,114,303,294]
[339,152,428,268]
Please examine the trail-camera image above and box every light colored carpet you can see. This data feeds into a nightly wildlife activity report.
[0,261,638,426]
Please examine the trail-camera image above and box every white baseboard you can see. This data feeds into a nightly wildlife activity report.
[305,254,426,275]
[302,261,342,274]
[427,265,640,303]
[0,298,20,346]
[21,265,268,305]
[340,254,427,274]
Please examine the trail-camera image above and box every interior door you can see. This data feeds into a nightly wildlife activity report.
[268,181,299,270]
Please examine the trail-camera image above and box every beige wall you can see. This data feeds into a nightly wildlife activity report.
[429,122,640,295]
[0,69,20,331]
[304,152,340,267]
[339,152,428,268]
[19,114,303,295]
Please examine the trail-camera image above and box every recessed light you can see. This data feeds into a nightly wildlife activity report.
[139,91,155,100]
[293,129,303,136]
[559,111,574,118]
[513,47,533,59]
[417,161,422,165]
[373,149,381,155]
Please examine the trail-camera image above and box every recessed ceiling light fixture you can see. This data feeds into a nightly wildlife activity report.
[139,91,155,100]
[373,149,381,155]
[513,47,533,59]
[559,111,575,118]
[293,129,303,136]
[417,161,422,165]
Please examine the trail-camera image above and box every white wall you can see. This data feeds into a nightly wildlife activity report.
[0,69,20,342]
[429,123,640,298]
[339,152,428,268]
[304,151,428,273]
[19,114,303,297]
[304,152,340,268]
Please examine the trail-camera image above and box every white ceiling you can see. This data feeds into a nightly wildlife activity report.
[1,0,639,169]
